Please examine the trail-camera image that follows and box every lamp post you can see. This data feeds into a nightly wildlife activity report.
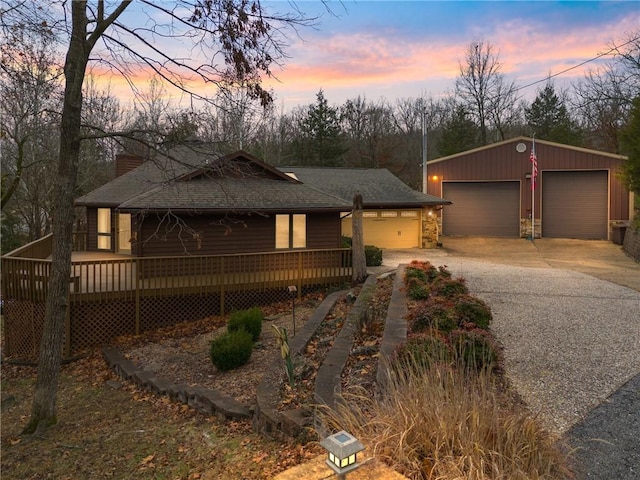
[287,285,297,336]
[320,430,365,479]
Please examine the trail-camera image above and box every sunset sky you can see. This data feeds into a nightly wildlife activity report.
[99,1,639,111]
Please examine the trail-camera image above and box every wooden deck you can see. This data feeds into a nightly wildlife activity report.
[1,238,353,360]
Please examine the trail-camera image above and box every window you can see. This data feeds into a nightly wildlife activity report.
[381,211,398,217]
[275,214,306,249]
[97,208,112,250]
[401,210,418,217]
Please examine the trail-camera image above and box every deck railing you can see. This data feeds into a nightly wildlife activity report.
[1,241,353,360]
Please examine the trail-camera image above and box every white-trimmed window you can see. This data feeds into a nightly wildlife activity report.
[381,211,398,217]
[97,208,112,250]
[362,211,378,218]
[276,214,306,249]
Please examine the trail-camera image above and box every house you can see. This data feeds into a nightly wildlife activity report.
[425,137,631,240]
[1,144,452,361]
[75,145,353,256]
[278,167,451,248]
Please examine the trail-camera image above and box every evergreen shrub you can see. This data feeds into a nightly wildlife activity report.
[210,330,253,371]
[454,294,492,329]
[430,276,468,297]
[396,333,452,371]
[364,245,383,266]
[449,329,499,371]
[228,307,263,342]
[408,297,458,333]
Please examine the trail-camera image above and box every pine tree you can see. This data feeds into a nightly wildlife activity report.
[525,82,581,145]
[620,96,640,196]
[299,89,347,166]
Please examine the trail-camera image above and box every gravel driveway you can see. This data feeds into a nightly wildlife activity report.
[371,238,640,479]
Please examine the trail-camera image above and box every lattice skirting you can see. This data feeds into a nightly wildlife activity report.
[3,285,329,362]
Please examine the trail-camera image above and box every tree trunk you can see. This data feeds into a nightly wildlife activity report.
[352,192,367,283]
[24,2,91,435]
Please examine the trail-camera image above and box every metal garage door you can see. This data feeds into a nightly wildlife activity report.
[442,182,520,237]
[542,170,608,239]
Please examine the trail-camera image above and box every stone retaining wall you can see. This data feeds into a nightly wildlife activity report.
[102,347,251,421]
[623,226,640,262]
[376,265,408,393]
[253,290,346,441]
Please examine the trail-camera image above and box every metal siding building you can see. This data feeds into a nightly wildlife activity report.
[426,137,630,240]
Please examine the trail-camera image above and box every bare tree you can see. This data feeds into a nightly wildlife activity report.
[571,30,640,153]
[1,0,319,435]
[572,64,636,153]
[0,18,61,212]
[456,40,517,145]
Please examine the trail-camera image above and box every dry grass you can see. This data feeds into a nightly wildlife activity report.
[321,353,573,480]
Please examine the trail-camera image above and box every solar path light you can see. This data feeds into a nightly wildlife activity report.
[320,430,365,479]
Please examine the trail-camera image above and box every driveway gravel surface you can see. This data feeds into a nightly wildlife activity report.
[370,237,640,479]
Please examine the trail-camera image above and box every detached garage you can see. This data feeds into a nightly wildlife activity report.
[426,137,631,240]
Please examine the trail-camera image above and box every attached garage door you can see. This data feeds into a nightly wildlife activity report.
[442,182,520,237]
[342,210,421,248]
[542,170,608,239]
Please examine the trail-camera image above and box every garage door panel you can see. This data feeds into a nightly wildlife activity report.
[442,182,520,237]
[542,171,608,239]
[341,211,421,248]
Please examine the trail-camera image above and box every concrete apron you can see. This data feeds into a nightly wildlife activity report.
[372,237,640,292]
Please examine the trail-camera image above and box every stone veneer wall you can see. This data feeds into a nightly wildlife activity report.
[623,226,640,262]
[422,208,440,248]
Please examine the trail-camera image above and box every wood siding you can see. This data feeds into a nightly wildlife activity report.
[427,139,629,223]
[134,211,342,257]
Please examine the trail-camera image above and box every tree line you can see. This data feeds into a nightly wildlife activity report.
[2,25,639,252]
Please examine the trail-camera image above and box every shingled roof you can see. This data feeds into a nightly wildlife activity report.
[75,147,351,212]
[278,167,450,208]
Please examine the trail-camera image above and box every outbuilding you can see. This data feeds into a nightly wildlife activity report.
[425,137,632,240]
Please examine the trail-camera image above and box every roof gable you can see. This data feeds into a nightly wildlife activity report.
[428,136,627,165]
[76,147,348,212]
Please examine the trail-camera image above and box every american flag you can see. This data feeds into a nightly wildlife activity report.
[530,147,538,190]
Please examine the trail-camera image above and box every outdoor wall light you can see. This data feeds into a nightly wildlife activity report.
[431,175,440,181]
[320,430,365,479]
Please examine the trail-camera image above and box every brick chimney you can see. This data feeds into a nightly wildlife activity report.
[115,153,144,177]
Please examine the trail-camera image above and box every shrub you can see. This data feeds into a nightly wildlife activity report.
[227,307,263,342]
[364,245,383,266]
[210,329,253,371]
[408,297,458,333]
[430,276,468,297]
[395,333,452,371]
[454,294,492,329]
[406,261,439,283]
[406,276,430,301]
[449,329,499,371]
[341,237,382,266]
